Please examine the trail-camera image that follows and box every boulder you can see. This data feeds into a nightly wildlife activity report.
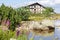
[42,20,54,27]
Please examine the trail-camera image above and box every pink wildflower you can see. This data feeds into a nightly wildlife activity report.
[6,19,10,27]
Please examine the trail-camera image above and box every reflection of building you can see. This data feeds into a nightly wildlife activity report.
[27,3,45,13]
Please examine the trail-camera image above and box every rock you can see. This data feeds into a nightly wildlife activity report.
[42,20,54,27]
[20,21,55,36]
[47,26,55,33]
[47,26,55,30]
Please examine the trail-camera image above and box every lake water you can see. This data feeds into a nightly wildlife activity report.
[28,20,60,40]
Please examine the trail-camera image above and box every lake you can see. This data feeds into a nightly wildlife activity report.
[28,20,60,40]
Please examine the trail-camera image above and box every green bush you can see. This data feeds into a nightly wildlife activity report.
[0,4,31,31]
[17,7,31,21]
[0,30,15,40]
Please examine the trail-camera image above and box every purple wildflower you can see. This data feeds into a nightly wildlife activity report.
[16,28,21,37]
[16,30,20,36]
[6,19,10,27]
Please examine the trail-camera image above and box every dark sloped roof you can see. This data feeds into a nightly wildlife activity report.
[28,2,45,8]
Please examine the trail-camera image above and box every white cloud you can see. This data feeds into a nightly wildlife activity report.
[27,0,60,6]
[54,0,60,4]
[26,0,55,6]
[38,0,55,6]
[40,0,60,5]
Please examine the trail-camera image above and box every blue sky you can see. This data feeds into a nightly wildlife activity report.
[0,0,60,13]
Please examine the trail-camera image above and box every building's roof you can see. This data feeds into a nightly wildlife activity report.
[28,2,45,8]
[21,2,46,8]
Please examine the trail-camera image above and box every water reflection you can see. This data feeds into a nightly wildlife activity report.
[28,20,60,40]
[28,27,60,40]
[28,32,54,40]
[54,27,60,40]
[32,26,54,36]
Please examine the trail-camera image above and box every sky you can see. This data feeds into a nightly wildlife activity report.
[0,0,60,13]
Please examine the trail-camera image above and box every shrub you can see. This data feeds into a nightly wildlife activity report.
[17,7,31,21]
[0,30,15,40]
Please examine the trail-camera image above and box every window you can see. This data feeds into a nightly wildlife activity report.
[30,6,34,8]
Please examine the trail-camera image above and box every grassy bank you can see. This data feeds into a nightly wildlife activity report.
[29,14,60,21]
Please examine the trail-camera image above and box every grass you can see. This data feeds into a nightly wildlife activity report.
[29,14,60,21]
[0,29,16,40]
[17,34,28,40]
[29,16,44,21]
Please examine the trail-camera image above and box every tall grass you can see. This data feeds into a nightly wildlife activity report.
[0,30,15,40]
[0,29,33,40]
